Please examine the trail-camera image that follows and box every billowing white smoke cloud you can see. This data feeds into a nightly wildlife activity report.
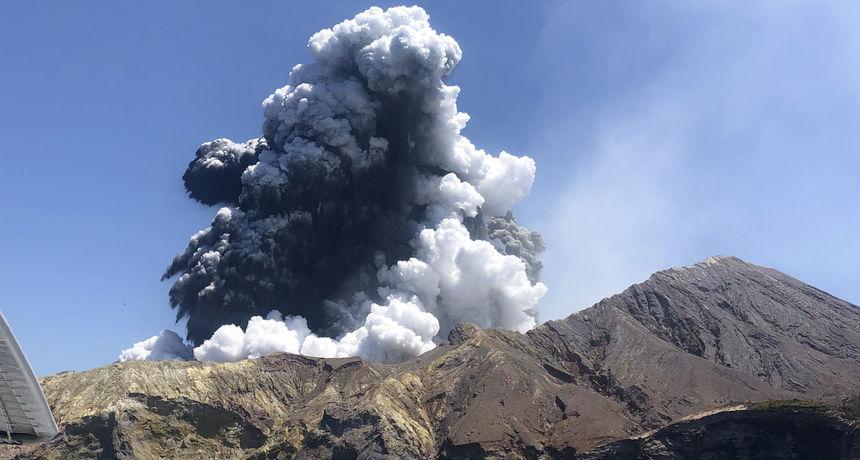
[118,330,193,362]
[194,304,438,363]
[122,6,546,364]
[379,218,544,336]
[193,311,318,361]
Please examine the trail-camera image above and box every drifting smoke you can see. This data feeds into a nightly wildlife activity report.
[118,330,193,362]
[121,6,546,364]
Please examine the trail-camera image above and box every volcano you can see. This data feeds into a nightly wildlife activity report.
[5,256,860,459]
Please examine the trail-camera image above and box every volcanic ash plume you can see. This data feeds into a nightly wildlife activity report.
[120,6,546,364]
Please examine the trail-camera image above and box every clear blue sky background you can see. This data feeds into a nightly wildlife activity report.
[2,1,858,375]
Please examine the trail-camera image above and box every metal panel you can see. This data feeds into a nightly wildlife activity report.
[0,311,58,438]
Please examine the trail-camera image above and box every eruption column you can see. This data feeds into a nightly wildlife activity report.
[122,6,546,364]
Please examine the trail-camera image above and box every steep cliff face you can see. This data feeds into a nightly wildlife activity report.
[3,257,859,459]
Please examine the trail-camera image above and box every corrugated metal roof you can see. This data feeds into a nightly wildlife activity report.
[0,311,58,438]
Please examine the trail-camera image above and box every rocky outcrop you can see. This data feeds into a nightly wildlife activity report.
[3,256,859,459]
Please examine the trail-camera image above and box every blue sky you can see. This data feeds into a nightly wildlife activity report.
[1,1,858,376]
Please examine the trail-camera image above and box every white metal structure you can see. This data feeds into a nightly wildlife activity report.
[0,311,58,439]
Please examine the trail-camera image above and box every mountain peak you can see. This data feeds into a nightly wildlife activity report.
[563,255,860,396]
[666,255,756,273]
[694,254,744,267]
[701,254,734,265]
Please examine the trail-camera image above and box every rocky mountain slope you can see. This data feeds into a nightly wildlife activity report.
[4,256,859,459]
[579,400,860,459]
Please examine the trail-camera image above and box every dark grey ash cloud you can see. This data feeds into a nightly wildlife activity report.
[154,6,546,362]
[182,138,267,206]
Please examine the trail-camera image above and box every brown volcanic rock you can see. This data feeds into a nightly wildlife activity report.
[566,256,860,398]
[3,256,859,459]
